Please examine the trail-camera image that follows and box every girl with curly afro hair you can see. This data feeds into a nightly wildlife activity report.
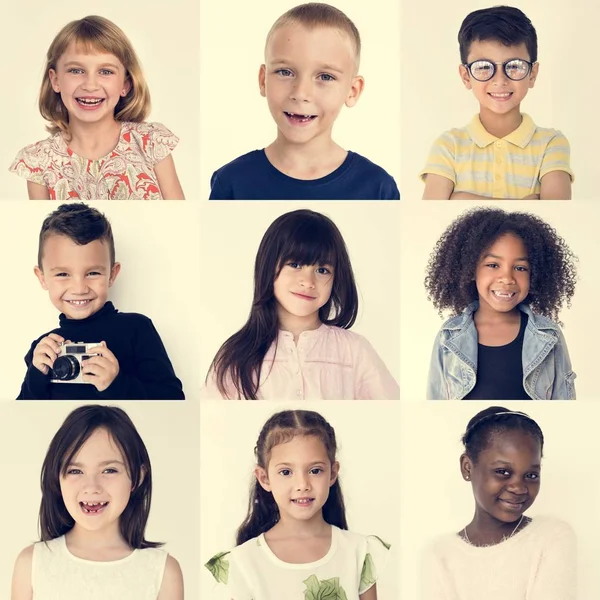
[425,207,577,400]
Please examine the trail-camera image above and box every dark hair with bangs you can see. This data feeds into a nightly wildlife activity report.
[236,410,347,544]
[208,209,358,399]
[39,405,161,549]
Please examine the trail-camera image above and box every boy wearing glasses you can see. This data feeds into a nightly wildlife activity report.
[421,6,573,200]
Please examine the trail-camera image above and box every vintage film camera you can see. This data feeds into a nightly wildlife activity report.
[49,342,101,384]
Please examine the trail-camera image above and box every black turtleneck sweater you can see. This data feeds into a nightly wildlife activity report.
[18,302,185,400]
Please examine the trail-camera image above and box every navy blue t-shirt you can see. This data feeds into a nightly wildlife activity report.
[209,150,400,200]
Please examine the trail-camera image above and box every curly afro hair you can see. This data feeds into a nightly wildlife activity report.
[425,207,577,323]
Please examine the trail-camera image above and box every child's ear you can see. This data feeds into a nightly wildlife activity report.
[459,64,472,90]
[34,266,48,291]
[48,69,60,93]
[108,262,121,287]
[254,466,271,492]
[528,62,539,89]
[258,65,267,97]
[460,452,473,482]
[329,461,340,486]
[121,77,132,98]
[345,75,364,108]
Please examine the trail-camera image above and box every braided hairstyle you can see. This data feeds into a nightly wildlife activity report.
[462,406,544,463]
[236,410,347,545]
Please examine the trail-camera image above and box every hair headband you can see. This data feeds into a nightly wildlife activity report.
[467,410,538,433]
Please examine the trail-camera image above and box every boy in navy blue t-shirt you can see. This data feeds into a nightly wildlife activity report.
[210,3,399,200]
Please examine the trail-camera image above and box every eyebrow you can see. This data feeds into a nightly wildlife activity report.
[274,461,328,467]
[483,254,529,261]
[270,59,345,74]
[63,61,121,69]
[49,265,107,272]
[67,460,126,468]
[491,460,541,469]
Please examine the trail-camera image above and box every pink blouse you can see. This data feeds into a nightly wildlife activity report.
[202,324,400,400]
[9,121,178,200]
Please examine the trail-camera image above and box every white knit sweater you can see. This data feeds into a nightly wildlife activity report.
[421,516,577,600]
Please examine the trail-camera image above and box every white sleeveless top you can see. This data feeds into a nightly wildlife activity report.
[32,535,168,600]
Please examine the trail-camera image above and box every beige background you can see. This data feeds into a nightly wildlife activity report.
[200,401,401,598]
[198,201,401,388]
[199,0,401,198]
[0,400,199,598]
[0,0,200,200]
[401,0,598,201]
[399,401,600,598]
[399,201,600,400]
[0,201,201,401]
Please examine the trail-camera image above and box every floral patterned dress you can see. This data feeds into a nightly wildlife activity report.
[205,526,390,600]
[9,121,178,200]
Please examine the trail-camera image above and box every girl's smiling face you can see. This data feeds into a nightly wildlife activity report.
[463,429,541,525]
[475,233,530,315]
[255,435,338,525]
[60,427,133,534]
[49,41,130,127]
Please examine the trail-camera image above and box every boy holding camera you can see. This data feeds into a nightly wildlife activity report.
[18,203,184,399]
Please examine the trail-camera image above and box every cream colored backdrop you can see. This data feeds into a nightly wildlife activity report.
[399,201,599,400]
[199,0,401,198]
[401,0,598,201]
[198,201,401,388]
[399,401,600,599]
[0,401,199,598]
[0,202,202,401]
[0,0,200,200]
[200,401,401,598]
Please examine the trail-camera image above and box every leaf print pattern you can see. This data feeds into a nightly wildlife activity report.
[205,551,230,584]
[303,575,349,600]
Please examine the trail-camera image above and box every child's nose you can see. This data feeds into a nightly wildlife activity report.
[71,277,90,293]
[295,474,311,491]
[82,72,100,91]
[490,66,510,85]
[299,268,316,287]
[290,75,312,101]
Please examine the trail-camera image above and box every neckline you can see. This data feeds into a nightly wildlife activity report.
[455,516,537,550]
[59,301,116,325]
[258,524,338,569]
[278,323,328,342]
[59,122,126,163]
[259,149,354,185]
[477,312,527,349]
[59,534,138,565]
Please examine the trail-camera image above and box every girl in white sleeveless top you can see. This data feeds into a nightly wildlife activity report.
[10,405,183,600]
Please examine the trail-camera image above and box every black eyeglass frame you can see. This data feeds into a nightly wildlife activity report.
[463,58,535,82]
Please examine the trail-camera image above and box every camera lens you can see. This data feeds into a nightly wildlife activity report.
[50,355,81,381]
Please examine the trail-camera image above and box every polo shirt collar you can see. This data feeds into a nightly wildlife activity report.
[465,113,536,149]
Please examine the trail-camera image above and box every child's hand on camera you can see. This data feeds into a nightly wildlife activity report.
[32,334,66,375]
[82,341,120,392]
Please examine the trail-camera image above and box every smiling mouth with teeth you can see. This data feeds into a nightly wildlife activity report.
[76,98,105,106]
[284,111,317,122]
[492,290,516,298]
[291,497,315,505]
[66,299,92,306]
[80,501,109,513]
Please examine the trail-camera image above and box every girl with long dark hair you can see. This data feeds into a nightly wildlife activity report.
[203,209,399,400]
[10,405,183,600]
[205,409,390,599]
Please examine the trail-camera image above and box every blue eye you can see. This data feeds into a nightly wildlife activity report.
[318,73,335,82]
[275,69,293,77]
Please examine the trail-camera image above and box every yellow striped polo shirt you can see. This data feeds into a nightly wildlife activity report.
[420,114,573,198]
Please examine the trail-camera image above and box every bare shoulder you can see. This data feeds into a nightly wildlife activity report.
[157,554,184,600]
[11,545,34,600]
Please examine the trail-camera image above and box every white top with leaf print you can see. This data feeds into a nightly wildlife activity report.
[205,525,390,600]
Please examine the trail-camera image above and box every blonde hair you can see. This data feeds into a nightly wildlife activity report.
[266,3,361,66]
[39,16,151,136]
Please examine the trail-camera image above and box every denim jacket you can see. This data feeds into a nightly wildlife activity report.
[427,302,576,400]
